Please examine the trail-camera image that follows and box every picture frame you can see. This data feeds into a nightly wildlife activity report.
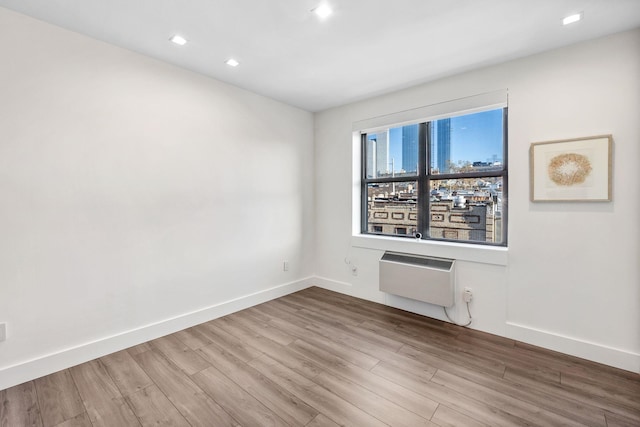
[530,135,612,202]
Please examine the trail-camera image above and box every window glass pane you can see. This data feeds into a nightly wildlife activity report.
[367,181,418,236]
[365,124,418,178]
[430,109,504,174]
[428,177,503,244]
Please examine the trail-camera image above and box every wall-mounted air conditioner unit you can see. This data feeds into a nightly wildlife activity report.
[379,252,455,307]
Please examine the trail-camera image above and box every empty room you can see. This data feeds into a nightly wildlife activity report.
[1,0,639,426]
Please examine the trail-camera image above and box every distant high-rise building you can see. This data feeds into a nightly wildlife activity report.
[367,132,389,177]
[401,124,419,173]
[436,118,451,173]
[366,137,375,177]
[375,133,389,176]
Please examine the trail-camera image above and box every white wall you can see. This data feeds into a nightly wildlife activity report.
[314,29,640,372]
[0,8,315,389]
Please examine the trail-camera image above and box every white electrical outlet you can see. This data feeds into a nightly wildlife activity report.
[0,323,6,342]
[283,261,289,271]
[463,288,473,303]
[351,265,358,276]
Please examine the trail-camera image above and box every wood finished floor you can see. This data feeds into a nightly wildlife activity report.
[2,287,639,427]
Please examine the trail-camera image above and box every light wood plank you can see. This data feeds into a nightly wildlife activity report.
[367,317,506,377]
[514,341,638,381]
[101,350,153,396]
[226,310,296,346]
[289,338,438,420]
[193,366,289,427]
[249,354,388,427]
[504,367,639,424]
[173,327,213,350]
[0,381,43,427]
[148,334,210,375]
[298,308,406,356]
[197,321,263,362]
[459,365,607,426]
[34,370,84,427]
[313,370,436,426]
[197,341,318,426]
[305,414,341,427]
[560,371,640,411]
[451,330,561,384]
[212,314,323,380]
[282,292,365,326]
[133,347,238,427]
[126,342,152,356]
[262,298,305,314]
[371,362,530,426]
[341,321,406,352]
[431,405,490,427]
[431,369,587,427]
[604,410,640,427]
[242,305,274,323]
[304,287,457,336]
[398,342,504,379]
[125,384,190,427]
[52,412,92,427]
[563,362,640,388]
[69,360,140,427]
[502,364,561,385]
[456,327,515,349]
[397,339,606,427]
[298,317,443,381]
[264,312,380,370]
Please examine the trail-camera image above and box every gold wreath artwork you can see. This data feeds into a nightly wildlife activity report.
[530,135,611,202]
[547,153,592,186]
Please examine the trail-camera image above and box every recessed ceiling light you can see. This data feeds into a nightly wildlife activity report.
[225,58,240,67]
[312,4,333,19]
[562,13,582,26]
[169,35,187,45]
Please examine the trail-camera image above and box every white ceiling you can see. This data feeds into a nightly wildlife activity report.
[1,0,639,112]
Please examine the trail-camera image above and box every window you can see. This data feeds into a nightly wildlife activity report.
[395,227,407,235]
[362,108,507,246]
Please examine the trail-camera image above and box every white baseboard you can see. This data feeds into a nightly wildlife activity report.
[312,276,353,293]
[312,275,386,305]
[506,322,640,373]
[0,277,314,391]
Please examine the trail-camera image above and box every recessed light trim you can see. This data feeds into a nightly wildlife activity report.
[170,35,187,45]
[562,13,582,26]
[225,58,240,67]
[312,4,333,19]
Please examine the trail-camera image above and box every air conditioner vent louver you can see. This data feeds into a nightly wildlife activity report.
[379,252,455,307]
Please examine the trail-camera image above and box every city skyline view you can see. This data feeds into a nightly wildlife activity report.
[363,107,506,244]
[367,108,504,177]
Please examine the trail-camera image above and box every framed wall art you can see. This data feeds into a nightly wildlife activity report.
[530,135,612,202]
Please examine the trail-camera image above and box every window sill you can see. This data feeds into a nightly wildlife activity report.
[351,234,508,266]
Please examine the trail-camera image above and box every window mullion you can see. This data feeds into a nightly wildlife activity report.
[418,122,429,239]
[431,170,505,180]
[501,108,509,245]
[363,176,420,184]
[361,133,368,233]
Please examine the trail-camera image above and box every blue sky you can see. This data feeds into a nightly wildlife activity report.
[446,109,504,165]
[386,109,504,170]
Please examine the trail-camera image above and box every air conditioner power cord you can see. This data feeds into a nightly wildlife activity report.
[443,302,472,327]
